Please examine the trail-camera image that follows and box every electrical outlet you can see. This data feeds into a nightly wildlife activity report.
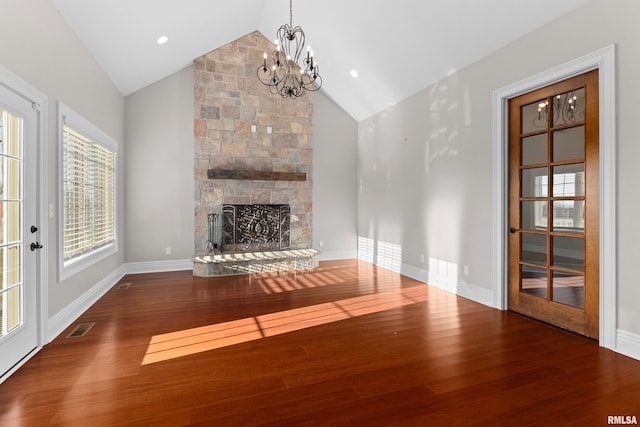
[165,247,172,255]
[319,241,324,248]
[420,254,425,264]
[463,265,470,276]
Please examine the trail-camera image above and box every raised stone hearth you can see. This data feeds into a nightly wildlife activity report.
[192,248,320,277]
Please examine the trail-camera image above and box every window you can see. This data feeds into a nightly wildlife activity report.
[58,103,117,280]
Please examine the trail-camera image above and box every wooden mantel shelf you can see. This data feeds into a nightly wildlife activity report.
[207,169,307,181]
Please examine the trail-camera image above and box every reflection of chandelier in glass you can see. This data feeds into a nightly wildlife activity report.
[535,91,583,127]
[256,0,322,98]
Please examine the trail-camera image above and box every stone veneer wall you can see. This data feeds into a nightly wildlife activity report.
[194,31,314,254]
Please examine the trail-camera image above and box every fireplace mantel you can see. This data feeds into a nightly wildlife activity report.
[207,169,307,181]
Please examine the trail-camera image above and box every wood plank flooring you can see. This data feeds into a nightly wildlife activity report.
[1,259,639,426]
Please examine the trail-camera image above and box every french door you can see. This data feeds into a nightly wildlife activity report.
[0,83,39,379]
[508,70,599,339]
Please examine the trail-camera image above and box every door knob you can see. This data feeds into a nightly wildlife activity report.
[509,227,517,234]
[30,242,43,251]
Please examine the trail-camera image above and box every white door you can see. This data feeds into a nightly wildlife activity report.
[0,83,39,379]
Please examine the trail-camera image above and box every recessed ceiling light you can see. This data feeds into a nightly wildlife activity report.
[350,70,359,78]
[156,36,169,45]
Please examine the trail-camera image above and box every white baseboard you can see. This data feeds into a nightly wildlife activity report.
[457,280,495,308]
[124,259,193,274]
[616,329,640,361]
[318,250,358,261]
[400,263,494,308]
[400,263,429,284]
[47,265,125,343]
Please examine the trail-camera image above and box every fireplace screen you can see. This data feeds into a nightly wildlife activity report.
[222,204,290,252]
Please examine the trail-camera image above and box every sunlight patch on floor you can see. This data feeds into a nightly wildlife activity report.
[142,285,430,365]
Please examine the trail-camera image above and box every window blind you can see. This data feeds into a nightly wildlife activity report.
[62,125,115,261]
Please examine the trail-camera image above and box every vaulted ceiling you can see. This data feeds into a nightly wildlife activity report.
[50,0,589,121]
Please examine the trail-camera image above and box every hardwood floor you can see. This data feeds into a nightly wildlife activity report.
[1,259,639,426]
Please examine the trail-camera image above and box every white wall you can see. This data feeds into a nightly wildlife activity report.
[312,92,358,260]
[358,0,640,339]
[0,0,125,323]
[124,67,194,263]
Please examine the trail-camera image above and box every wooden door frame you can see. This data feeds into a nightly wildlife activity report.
[492,45,616,350]
[0,65,48,383]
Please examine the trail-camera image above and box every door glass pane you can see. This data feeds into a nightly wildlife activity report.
[522,134,547,165]
[522,99,548,134]
[0,286,22,333]
[553,88,585,127]
[7,202,20,243]
[7,158,21,200]
[522,167,548,197]
[552,164,584,197]
[553,200,584,233]
[521,265,547,299]
[0,246,23,336]
[552,271,584,309]
[553,236,584,271]
[521,201,547,230]
[6,245,21,287]
[0,157,3,199]
[553,126,584,162]
[0,109,24,339]
[521,233,547,265]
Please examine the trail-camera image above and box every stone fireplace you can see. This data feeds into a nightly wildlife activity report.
[192,31,318,276]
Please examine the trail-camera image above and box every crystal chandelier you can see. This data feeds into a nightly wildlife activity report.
[257,0,322,98]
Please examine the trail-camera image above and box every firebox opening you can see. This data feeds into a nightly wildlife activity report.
[222,204,291,253]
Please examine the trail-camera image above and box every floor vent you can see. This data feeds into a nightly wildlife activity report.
[67,322,95,338]
[117,282,132,290]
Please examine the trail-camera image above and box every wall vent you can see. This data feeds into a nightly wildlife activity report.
[66,322,95,338]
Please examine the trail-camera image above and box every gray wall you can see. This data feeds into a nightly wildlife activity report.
[124,67,194,262]
[1,0,125,319]
[358,0,640,335]
[312,92,358,260]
